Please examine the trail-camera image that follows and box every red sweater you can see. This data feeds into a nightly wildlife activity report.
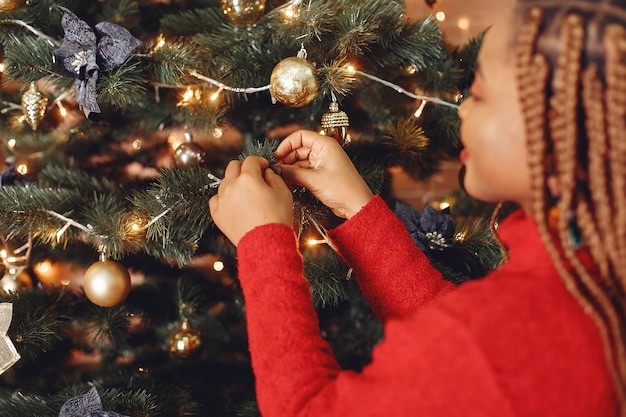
[237,195,617,417]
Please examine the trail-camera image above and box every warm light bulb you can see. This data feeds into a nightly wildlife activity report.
[182,88,194,102]
[213,261,225,272]
[439,202,450,210]
[0,62,5,72]
[16,162,29,176]
[155,34,166,49]
[212,127,223,138]
[58,102,68,117]
[435,11,446,22]
[7,139,16,149]
[457,16,470,31]
[346,64,356,74]
[34,260,52,275]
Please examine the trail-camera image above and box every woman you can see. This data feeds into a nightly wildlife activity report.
[209,0,625,415]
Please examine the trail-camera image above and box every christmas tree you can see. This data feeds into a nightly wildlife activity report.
[0,0,505,415]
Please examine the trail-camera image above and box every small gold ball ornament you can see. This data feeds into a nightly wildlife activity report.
[21,82,48,131]
[321,101,350,145]
[0,0,26,12]
[220,0,266,25]
[168,318,202,359]
[270,48,319,108]
[174,131,205,167]
[83,258,131,307]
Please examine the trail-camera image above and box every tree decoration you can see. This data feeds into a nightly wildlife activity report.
[270,47,319,108]
[83,254,131,307]
[168,318,202,359]
[21,82,48,131]
[0,0,25,13]
[321,101,350,145]
[220,0,266,26]
[59,387,129,417]
[53,8,141,119]
[174,131,205,167]
[0,303,20,376]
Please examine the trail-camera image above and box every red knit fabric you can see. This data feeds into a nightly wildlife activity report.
[236,195,618,417]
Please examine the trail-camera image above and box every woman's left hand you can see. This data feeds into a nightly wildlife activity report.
[209,156,294,246]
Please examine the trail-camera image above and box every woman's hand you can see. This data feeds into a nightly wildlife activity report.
[275,130,374,219]
[209,156,293,246]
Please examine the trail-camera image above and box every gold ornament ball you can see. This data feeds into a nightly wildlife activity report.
[168,319,202,359]
[220,0,266,25]
[174,141,205,167]
[270,57,319,108]
[83,260,131,307]
[0,0,26,12]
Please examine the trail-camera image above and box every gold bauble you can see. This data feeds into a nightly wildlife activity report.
[83,260,131,307]
[0,271,32,293]
[168,319,202,359]
[270,54,319,108]
[0,0,26,13]
[21,82,48,131]
[220,0,266,25]
[174,132,205,167]
[321,102,350,145]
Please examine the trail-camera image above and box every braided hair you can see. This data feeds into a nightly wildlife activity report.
[514,0,626,412]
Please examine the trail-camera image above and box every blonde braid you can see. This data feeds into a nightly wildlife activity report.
[605,24,626,272]
[516,6,626,413]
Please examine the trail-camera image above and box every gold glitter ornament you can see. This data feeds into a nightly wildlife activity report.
[0,0,25,12]
[168,318,202,359]
[270,48,319,108]
[220,0,266,25]
[321,102,350,145]
[174,131,205,167]
[21,82,48,131]
[83,257,131,307]
[0,303,20,376]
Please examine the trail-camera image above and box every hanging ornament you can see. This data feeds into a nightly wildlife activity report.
[168,318,202,359]
[321,101,350,145]
[83,254,131,307]
[0,0,25,13]
[0,303,20,376]
[270,47,319,108]
[59,387,129,417]
[174,131,205,167]
[21,82,48,131]
[0,271,32,293]
[425,0,441,8]
[220,0,266,25]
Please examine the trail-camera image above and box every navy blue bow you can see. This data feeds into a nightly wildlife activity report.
[58,387,128,417]
[53,8,141,119]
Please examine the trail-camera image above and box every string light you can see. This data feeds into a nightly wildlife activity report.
[414,99,427,118]
[213,261,225,272]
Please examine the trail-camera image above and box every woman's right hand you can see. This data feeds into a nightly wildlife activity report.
[274,130,374,219]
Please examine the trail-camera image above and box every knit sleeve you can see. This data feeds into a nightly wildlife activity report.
[236,223,514,417]
[328,195,455,322]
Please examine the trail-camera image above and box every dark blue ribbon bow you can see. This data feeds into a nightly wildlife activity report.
[59,387,128,417]
[53,8,141,119]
